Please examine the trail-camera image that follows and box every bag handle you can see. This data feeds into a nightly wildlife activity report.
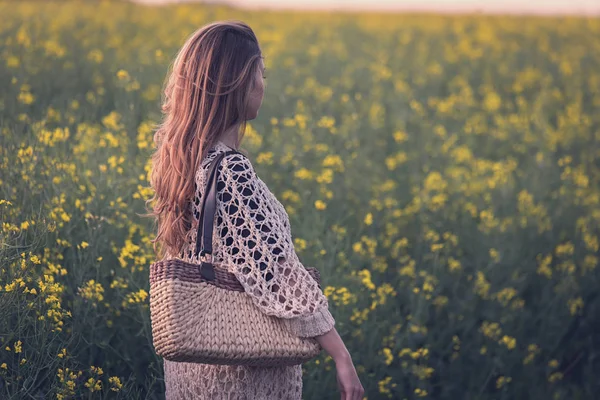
[195,149,242,280]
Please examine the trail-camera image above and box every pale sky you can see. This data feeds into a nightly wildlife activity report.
[134,0,600,15]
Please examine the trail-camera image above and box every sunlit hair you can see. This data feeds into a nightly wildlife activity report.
[144,20,263,260]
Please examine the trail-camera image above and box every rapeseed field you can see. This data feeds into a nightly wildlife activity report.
[1,1,599,398]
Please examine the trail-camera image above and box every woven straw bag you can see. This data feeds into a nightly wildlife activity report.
[149,149,324,367]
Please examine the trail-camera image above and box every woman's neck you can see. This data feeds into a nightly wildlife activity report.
[219,124,240,150]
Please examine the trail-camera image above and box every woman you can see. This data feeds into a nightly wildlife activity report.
[148,20,364,400]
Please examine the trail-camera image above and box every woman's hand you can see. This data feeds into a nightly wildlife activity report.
[314,325,364,399]
[335,355,364,400]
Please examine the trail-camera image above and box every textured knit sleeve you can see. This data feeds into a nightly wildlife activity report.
[214,152,335,338]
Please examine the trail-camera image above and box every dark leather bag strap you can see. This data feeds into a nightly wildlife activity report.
[195,149,242,260]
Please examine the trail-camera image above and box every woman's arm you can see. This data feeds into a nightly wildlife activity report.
[314,326,351,363]
[316,327,365,399]
[214,152,336,337]
[215,152,363,398]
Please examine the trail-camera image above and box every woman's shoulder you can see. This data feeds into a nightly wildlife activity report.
[217,148,254,177]
[196,142,257,192]
[198,142,250,172]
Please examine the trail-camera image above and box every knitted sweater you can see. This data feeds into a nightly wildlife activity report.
[163,140,336,399]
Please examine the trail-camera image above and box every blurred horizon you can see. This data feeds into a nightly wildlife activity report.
[132,0,600,16]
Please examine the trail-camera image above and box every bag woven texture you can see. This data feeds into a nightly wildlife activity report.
[149,149,323,367]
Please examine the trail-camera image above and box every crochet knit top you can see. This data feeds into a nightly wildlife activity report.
[163,140,336,399]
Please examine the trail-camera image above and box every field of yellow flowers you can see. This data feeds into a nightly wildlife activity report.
[1,1,600,399]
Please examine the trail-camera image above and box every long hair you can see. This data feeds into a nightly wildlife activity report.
[144,20,263,260]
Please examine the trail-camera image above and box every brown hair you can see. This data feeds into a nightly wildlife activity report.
[144,20,263,260]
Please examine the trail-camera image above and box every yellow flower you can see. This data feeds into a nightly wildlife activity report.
[314,200,327,210]
[448,257,462,272]
[109,376,123,391]
[294,238,307,251]
[393,130,408,142]
[378,376,395,395]
[489,248,500,262]
[13,340,22,353]
[18,91,35,105]
[122,289,149,308]
[474,271,490,298]
[77,280,105,303]
[322,154,344,172]
[483,91,501,111]
[256,152,274,165]
[358,269,376,290]
[555,242,574,258]
[294,168,313,180]
[382,348,393,365]
[500,335,516,350]
[480,321,502,340]
[116,69,130,81]
[412,365,435,380]
[536,254,553,278]
[548,372,563,383]
[496,376,512,389]
[316,168,333,184]
[568,297,584,315]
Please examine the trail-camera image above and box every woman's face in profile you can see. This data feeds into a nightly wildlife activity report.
[245,57,265,120]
